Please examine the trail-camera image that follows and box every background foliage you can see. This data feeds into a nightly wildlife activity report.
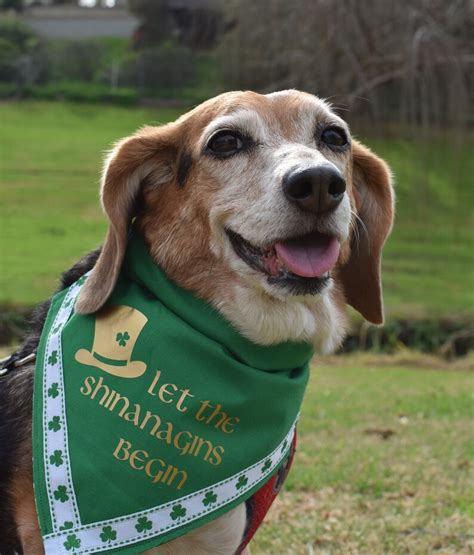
[219,0,473,127]
[1,1,472,126]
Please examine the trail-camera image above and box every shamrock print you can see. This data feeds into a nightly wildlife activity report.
[59,521,74,531]
[48,351,58,365]
[49,449,64,467]
[135,516,153,533]
[76,275,87,287]
[202,491,217,506]
[63,534,81,551]
[52,324,62,335]
[48,416,61,432]
[53,485,69,503]
[48,383,59,398]
[236,475,248,490]
[116,331,130,347]
[280,439,288,453]
[170,504,186,521]
[63,299,73,309]
[100,525,117,543]
[261,459,272,473]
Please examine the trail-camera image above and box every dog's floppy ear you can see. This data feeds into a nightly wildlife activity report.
[339,140,394,325]
[75,124,178,315]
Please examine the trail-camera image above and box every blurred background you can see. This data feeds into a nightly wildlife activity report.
[0,1,473,553]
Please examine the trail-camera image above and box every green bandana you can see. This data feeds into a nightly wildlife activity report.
[33,233,313,554]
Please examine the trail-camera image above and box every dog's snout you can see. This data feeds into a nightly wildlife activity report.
[282,165,346,214]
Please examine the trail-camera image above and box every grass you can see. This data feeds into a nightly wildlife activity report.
[0,101,181,305]
[252,358,474,554]
[1,101,473,320]
[366,133,474,320]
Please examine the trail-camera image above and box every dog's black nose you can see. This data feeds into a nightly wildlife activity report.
[283,165,346,214]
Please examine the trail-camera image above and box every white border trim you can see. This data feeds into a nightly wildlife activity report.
[44,422,294,553]
[42,277,87,530]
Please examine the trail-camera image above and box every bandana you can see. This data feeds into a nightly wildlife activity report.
[33,232,313,554]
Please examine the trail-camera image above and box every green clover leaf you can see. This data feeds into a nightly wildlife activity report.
[76,275,87,286]
[170,504,186,520]
[48,416,61,432]
[63,533,81,551]
[48,351,58,365]
[49,449,64,467]
[236,475,248,490]
[52,324,62,335]
[135,516,153,533]
[262,459,272,473]
[280,439,288,453]
[115,331,130,347]
[202,491,217,506]
[53,485,69,503]
[100,525,117,543]
[47,383,59,398]
[59,521,74,531]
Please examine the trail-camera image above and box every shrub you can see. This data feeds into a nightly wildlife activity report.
[0,81,18,98]
[0,36,20,81]
[0,17,40,83]
[0,17,36,51]
[17,81,139,106]
[45,39,105,83]
[118,44,196,91]
[0,23,199,102]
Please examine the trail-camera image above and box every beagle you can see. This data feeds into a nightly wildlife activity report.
[0,90,394,554]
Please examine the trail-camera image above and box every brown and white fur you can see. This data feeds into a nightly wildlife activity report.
[1,90,394,554]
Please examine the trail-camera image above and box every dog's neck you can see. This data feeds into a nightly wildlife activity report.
[141,224,347,355]
[209,282,347,354]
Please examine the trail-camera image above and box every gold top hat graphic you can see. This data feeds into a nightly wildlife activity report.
[75,305,148,378]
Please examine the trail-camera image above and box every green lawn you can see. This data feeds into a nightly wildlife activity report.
[252,359,474,554]
[0,101,181,305]
[366,134,474,320]
[1,101,473,319]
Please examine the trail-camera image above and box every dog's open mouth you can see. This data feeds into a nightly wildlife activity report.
[226,229,340,294]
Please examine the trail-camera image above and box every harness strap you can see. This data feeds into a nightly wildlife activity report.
[236,431,297,554]
[0,352,36,377]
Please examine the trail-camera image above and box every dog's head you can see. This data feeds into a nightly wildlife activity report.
[76,90,394,352]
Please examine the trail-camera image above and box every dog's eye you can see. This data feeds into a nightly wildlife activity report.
[207,131,244,156]
[321,127,348,148]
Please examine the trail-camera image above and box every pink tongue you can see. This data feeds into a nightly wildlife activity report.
[274,234,340,278]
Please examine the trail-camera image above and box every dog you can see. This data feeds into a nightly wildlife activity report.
[0,90,394,554]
